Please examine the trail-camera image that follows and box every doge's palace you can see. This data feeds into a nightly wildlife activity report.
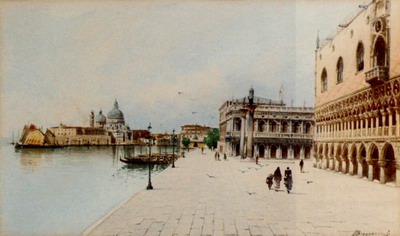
[314,0,400,186]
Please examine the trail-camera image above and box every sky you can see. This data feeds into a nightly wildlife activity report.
[0,0,367,137]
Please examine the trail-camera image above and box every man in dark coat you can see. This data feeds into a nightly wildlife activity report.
[284,167,293,193]
[300,159,304,173]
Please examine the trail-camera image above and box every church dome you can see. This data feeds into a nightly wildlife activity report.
[107,100,124,120]
[95,110,106,123]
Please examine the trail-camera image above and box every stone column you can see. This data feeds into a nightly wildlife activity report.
[396,108,400,137]
[289,145,294,159]
[357,162,363,177]
[239,109,247,159]
[382,110,387,136]
[379,160,386,184]
[375,113,379,136]
[277,146,282,159]
[348,155,354,175]
[266,145,271,159]
[396,161,400,187]
[300,146,305,159]
[342,161,347,174]
[246,107,256,158]
[388,109,393,136]
[367,161,374,181]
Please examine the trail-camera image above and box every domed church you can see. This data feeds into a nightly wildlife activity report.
[90,99,131,144]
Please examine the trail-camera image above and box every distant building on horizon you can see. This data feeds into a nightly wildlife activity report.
[314,0,400,186]
[219,88,314,159]
[180,124,212,149]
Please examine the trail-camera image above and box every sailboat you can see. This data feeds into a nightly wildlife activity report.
[10,130,15,145]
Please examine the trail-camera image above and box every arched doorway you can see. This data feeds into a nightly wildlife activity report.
[294,145,301,159]
[282,146,288,159]
[370,144,380,181]
[235,143,240,156]
[360,145,368,178]
[330,144,335,170]
[271,145,277,158]
[383,143,396,183]
[305,146,311,159]
[351,145,358,175]
[336,145,342,172]
[343,145,349,174]
[325,143,329,169]
[259,145,265,158]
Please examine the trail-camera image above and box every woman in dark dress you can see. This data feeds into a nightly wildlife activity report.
[273,167,282,191]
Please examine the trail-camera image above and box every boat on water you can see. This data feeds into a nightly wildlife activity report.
[14,124,63,149]
[120,153,175,165]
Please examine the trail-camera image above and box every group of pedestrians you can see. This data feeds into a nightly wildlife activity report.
[266,159,305,193]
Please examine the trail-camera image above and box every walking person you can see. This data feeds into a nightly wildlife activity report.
[266,174,273,190]
[300,159,304,173]
[224,153,227,160]
[273,167,282,191]
[256,154,259,165]
[284,167,293,193]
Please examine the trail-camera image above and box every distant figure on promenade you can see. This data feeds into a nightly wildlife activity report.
[300,159,304,173]
[266,174,273,190]
[201,147,204,154]
[284,167,293,193]
[256,155,259,164]
[224,153,227,160]
[214,151,219,160]
[273,167,282,191]
[181,151,185,158]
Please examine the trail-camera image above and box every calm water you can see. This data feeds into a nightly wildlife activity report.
[0,139,173,236]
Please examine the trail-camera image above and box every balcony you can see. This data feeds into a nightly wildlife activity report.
[365,66,388,85]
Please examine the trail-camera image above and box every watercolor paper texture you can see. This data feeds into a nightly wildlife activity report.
[0,0,362,137]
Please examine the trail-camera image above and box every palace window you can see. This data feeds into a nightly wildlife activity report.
[374,36,386,67]
[336,57,343,83]
[356,42,364,71]
[321,68,328,92]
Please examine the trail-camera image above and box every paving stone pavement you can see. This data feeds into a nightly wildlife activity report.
[84,149,400,236]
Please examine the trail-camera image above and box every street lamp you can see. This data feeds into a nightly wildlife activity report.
[146,123,153,190]
[171,129,177,168]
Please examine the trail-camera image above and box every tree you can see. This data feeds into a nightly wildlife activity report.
[182,137,191,151]
[203,128,219,150]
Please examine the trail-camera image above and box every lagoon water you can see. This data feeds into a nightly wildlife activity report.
[0,139,172,235]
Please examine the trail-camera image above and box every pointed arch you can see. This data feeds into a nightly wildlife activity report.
[382,142,396,183]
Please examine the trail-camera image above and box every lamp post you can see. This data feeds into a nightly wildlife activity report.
[146,123,153,190]
[171,129,176,168]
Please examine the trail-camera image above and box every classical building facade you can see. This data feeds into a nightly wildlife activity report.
[314,0,400,186]
[219,88,314,159]
[180,124,212,149]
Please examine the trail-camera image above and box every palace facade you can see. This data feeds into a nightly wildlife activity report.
[219,88,314,159]
[314,0,400,186]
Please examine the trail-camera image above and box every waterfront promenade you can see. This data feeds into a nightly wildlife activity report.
[84,149,400,236]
